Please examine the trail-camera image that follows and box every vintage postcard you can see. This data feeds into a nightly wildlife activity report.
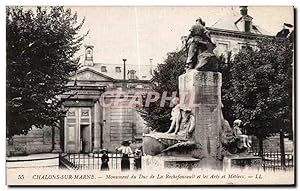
[6,6,295,186]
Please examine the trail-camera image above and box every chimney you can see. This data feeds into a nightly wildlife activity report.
[240,6,248,16]
[237,6,252,33]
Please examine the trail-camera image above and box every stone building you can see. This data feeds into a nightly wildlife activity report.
[209,6,271,57]
[60,45,152,153]
[181,6,271,58]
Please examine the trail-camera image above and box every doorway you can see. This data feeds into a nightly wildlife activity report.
[80,124,91,153]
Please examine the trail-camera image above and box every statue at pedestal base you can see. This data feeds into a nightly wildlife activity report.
[143,107,198,157]
[220,118,252,157]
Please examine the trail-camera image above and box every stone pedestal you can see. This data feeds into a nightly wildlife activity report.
[141,155,201,170]
[143,133,188,156]
[223,155,262,171]
[52,127,62,153]
[179,70,222,168]
[163,156,201,169]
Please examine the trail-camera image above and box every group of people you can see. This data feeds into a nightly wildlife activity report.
[100,140,142,171]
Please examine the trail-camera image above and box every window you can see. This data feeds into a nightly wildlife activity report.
[127,70,137,80]
[240,43,253,51]
[245,21,251,32]
[217,43,229,56]
[101,66,107,72]
[86,49,92,61]
[115,67,121,73]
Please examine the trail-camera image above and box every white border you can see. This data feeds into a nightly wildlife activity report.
[1,0,298,190]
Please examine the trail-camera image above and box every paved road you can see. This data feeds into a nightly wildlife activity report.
[6,153,59,169]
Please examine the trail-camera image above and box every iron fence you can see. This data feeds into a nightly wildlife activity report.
[250,150,294,171]
[59,153,137,170]
[59,151,294,171]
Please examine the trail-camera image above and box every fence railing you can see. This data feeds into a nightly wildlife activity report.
[59,153,137,170]
[59,151,294,171]
[250,151,294,171]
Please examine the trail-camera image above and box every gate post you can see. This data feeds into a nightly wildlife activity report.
[279,129,286,169]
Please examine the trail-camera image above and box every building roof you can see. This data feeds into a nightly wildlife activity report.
[210,8,270,35]
[79,62,152,81]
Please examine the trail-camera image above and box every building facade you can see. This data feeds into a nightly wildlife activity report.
[60,45,152,153]
[181,6,271,58]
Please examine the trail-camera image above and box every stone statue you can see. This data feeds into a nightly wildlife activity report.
[232,119,251,150]
[166,97,181,134]
[175,107,195,139]
[185,17,217,71]
[143,105,196,156]
[166,99,195,140]
[220,118,252,155]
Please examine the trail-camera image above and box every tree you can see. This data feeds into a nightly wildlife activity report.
[218,52,235,124]
[227,38,293,154]
[139,49,186,132]
[6,6,87,138]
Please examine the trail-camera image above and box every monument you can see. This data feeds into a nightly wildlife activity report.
[143,17,261,170]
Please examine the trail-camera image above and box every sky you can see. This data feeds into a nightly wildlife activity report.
[70,6,294,71]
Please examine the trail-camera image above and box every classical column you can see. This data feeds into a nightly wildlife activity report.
[179,70,222,168]
[93,100,101,152]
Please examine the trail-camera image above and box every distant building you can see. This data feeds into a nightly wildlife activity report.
[181,6,272,58]
[60,45,152,153]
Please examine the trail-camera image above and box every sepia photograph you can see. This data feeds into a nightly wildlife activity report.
[5,5,295,186]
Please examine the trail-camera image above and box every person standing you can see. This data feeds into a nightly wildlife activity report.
[100,149,109,171]
[116,140,133,171]
[134,148,142,170]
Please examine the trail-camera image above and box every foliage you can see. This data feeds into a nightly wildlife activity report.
[138,49,186,131]
[227,38,293,138]
[6,6,86,137]
[218,52,235,124]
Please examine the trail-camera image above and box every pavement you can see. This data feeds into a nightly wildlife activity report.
[6,153,59,169]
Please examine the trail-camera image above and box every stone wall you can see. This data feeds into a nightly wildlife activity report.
[7,126,60,156]
[102,89,147,151]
